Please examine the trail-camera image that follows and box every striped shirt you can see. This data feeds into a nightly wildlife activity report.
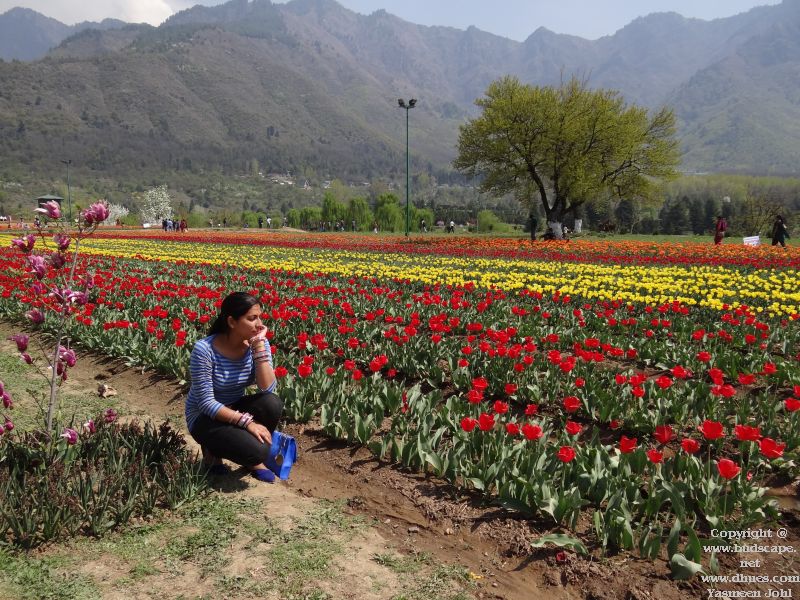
[185,335,277,433]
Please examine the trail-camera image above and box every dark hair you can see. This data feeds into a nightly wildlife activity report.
[208,292,260,335]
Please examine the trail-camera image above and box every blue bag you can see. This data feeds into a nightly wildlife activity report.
[266,430,297,480]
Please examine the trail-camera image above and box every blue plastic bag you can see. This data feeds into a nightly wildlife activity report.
[266,430,297,480]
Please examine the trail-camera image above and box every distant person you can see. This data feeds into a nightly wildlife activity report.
[714,215,727,245]
[373,221,378,234]
[180,219,187,233]
[266,217,272,229]
[420,218,427,233]
[529,215,537,242]
[222,217,227,228]
[771,215,789,248]
[162,218,168,232]
[258,216,263,229]
[448,220,455,234]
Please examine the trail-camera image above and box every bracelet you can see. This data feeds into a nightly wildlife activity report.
[236,412,254,429]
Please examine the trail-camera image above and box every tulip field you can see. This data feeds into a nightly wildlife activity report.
[1,230,799,569]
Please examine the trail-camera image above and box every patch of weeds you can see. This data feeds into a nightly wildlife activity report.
[216,573,261,596]
[373,550,434,574]
[0,549,99,600]
[129,560,159,579]
[164,495,261,573]
[264,500,363,596]
[390,563,473,600]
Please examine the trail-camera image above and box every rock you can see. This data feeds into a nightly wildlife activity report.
[407,525,420,533]
[97,383,117,398]
[445,528,454,535]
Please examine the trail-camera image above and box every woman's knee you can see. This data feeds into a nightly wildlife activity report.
[253,391,283,430]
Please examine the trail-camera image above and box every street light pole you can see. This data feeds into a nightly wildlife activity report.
[61,159,72,221]
[397,98,417,237]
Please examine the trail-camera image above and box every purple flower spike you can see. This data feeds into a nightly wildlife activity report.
[11,234,36,253]
[35,200,62,220]
[83,419,96,434]
[9,334,29,352]
[4,418,14,432]
[48,252,67,269]
[28,255,47,280]
[61,427,78,445]
[21,352,33,365]
[59,347,77,368]
[81,202,110,226]
[2,392,12,409]
[53,233,71,252]
[25,309,45,324]
[103,408,118,423]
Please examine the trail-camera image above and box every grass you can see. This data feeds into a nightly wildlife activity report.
[373,551,474,600]
[0,550,99,600]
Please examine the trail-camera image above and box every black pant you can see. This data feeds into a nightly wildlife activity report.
[190,391,283,467]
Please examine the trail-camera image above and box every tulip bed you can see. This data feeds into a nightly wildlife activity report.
[1,231,799,570]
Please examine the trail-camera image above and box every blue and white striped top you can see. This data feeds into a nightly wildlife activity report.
[185,335,277,433]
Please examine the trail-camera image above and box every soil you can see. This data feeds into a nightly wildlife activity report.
[2,325,799,600]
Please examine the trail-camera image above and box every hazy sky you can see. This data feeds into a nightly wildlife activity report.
[0,0,783,40]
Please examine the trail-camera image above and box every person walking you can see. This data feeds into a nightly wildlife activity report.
[713,215,727,245]
[185,292,283,482]
[258,216,263,229]
[771,215,789,248]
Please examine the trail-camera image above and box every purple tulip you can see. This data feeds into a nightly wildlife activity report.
[81,202,110,226]
[11,234,36,253]
[30,281,46,296]
[83,419,96,434]
[0,392,9,410]
[25,309,45,324]
[67,290,88,305]
[53,233,71,251]
[48,252,67,269]
[9,334,29,352]
[28,254,47,280]
[4,418,14,432]
[103,408,118,423]
[59,347,77,368]
[21,352,33,365]
[35,200,62,220]
[60,427,78,445]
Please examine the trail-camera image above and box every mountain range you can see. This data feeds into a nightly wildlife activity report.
[1,0,800,178]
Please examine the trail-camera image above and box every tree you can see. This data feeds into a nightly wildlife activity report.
[321,192,347,224]
[454,76,680,237]
[139,185,174,225]
[347,197,373,231]
[106,202,129,225]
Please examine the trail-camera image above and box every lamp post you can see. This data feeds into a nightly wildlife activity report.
[60,159,72,221]
[397,98,417,237]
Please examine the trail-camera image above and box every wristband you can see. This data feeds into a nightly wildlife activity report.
[237,412,254,429]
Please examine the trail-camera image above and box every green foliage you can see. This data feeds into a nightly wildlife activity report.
[0,417,207,548]
[476,209,502,233]
[347,197,373,231]
[455,76,680,223]
[321,192,347,224]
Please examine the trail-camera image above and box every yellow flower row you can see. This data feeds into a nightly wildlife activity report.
[3,233,798,314]
[65,237,798,314]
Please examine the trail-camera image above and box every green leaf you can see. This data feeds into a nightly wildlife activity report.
[531,533,588,556]
[669,553,704,580]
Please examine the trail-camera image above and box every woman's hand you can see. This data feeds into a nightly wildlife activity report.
[246,421,272,445]
[248,326,268,349]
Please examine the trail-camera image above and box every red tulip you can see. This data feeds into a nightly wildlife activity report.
[737,373,756,385]
[759,438,786,459]
[274,366,288,378]
[785,398,800,412]
[504,383,518,396]
[655,376,673,390]
[717,459,741,480]
[654,424,674,445]
[609,420,621,430]
[696,351,712,363]
[557,446,576,463]
[574,377,585,388]
[466,389,483,404]
[472,377,488,391]
[522,423,543,441]
[563,396,581,413]
[461,417,477,432]
[619,435,637,454]
[681,438,701,454]
[493,401,509,415]
[505,422,520,436]
[297,364,313,378]
[478,412,495,431]
[524,404,538,416]
[646,449,663,464]
[565,421,582,436]
[699,420,724,440]
[734,424,761,442]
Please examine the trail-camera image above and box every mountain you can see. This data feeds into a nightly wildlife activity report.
[0,0,799,177]
[0,7,127,61]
